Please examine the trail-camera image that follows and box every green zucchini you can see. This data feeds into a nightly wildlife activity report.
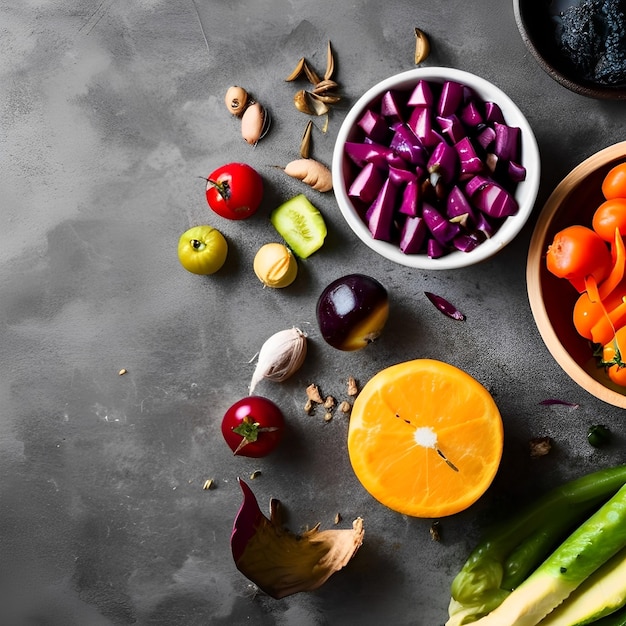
[447,465,626,626]
[470,482,626,626]
[538,546,626,625]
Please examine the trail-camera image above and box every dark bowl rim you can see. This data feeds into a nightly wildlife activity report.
[512,0,626,101]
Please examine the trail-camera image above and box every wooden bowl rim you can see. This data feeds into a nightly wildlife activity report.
[527,141,626,408]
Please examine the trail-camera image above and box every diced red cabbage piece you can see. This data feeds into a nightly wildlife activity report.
[438,81,464,117]
[399,178,421,217]
[455,136,484,179]
[494,122,521,162]
[427,237,447,259]
[407,80,434,107]
[484,101,505,124]
[380,90,405,121]
[427,141,458,186]
[465,175,519,218]
[357,109,390,143]
[390,124,428,166]
[436,114,466,145]
[399,216,427,253]
[344,141,393,168]
[348,161,385,204]
[423,203,462,243]
[366,178,398,241]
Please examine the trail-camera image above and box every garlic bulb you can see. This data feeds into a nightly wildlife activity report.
[249,328,307,394]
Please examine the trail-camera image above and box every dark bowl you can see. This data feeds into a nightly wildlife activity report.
[513,0,626,100]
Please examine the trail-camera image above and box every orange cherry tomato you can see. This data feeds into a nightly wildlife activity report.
[602,162,626,200]
[546,225,612,292]
[592,198,626,242]
[602,326,626,386]
[573,286,626,340]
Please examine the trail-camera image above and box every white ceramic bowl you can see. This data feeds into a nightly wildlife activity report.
[332,67,541,270]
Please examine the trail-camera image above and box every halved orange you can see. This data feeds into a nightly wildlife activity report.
[348,359,503,518]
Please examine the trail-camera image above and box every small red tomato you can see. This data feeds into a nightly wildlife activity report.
[205,162,263,220]
[221,396,285,457]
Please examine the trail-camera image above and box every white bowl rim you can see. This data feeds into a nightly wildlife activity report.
[332,66,541,270]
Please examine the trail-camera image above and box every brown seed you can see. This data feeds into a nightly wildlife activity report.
[300,120,313,159]
[414,28,431,64]
[324,41,335,81]
[285,57,307,81]
[224,85,249,117]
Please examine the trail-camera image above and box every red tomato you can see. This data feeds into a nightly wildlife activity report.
[602,326,626,386]
[221,396,285,457]
[205,162,263,220]
[545,225,612,291]
[602,162,626,200]
[592,198,626,242]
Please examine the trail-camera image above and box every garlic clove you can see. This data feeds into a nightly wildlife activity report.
[249,327,307,394]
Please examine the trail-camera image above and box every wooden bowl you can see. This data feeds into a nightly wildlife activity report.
[527,141,626,408]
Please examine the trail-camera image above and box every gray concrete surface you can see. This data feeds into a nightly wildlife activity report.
[1,1,625,625]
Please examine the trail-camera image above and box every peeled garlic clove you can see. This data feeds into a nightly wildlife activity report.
[249,327,307,394]
[231,479,365,599]
[253,243,298,288]
[225,85,249,117]
[241,101,271,145]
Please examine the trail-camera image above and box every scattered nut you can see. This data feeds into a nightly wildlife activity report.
[334,512,342,525]
[324,412,333,422]
[430,520,441,542]
[338,400,352,414]
[529,436,552,458]
[306,383,324,404]
[324,395,336,409]
[304,398,314,414]
[347,377,358,396]
[414,28,431,65]
[224,85,249,117]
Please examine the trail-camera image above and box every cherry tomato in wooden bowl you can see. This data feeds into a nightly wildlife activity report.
[221,396,285,457]
[205,162,263,220]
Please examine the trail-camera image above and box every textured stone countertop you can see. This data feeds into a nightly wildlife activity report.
[2,1,626,625]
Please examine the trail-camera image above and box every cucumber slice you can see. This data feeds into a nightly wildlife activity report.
[270,194,327,258]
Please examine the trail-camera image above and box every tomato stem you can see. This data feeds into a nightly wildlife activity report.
[207,178,231,201]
